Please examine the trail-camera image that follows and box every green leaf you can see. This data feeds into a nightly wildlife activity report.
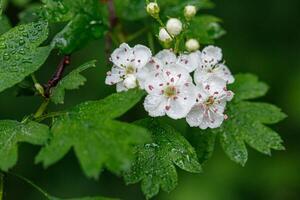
[0,21,51,93]
[50,196,117,200]
[188,129,216,164]
[0,0,7,15]
[125,118,201,199]
[229,73,269,102]
[42,0,107,53]
[0,120,49,171]
[50,60,96,104]
[36,89,151,179]
[217,74,286,165]
[0,15,11,35]
[187,15,226,44]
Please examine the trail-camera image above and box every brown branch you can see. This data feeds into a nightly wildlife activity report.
[44,55,71,98]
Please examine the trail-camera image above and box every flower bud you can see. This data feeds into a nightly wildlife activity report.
[184,5,197,20]
[158,28,172,42]
[166,18,182,36]
[124,75,137,89]
[146,2,160,18]
[185,39,200,52]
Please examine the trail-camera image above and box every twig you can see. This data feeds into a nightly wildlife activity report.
[44,55,71,98]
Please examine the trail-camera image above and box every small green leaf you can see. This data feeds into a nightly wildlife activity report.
[0,15,11,35]
[187,15,226,44]
[229,73,269,102]
[0,21,51,93]
[125,118,201,199]
[42,0,107,53]
[0,120,49,171]
[217,74,285,165]
[50,60,96,104]
[36,89,150,179]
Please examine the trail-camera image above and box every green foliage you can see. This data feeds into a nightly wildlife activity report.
[0,15,11,35]
[36,89,151,178]
[41,0,107,53]
[0,0,7,15]
[0,21,51,93]
[187,15,226,44]
[50,60,96,104]
[125,118,202,199]
[0,120,49,171]
[217,74,286,165]
[50,196,117,200]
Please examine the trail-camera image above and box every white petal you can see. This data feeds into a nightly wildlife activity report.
[132,45,152,69]
[144,94,167,117]
[202,76,227,96]
[105,66,125,85]
[177,51,201,73]
[201,45,222,66]
[143,73,166,95]
[116,82,128,92]
[155,49,177,66]
[186,104,204,127]
[214,64,235,84]
[163,63,191,86]
[194,67,212,86]
[123,74,137,89]
[136,57,163,89]
[110,43,134,68]
[200,110,224,129]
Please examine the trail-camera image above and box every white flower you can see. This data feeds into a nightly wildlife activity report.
[194,45,235,84]
[186,77,234,129]
[184,5,197,20]
[185,38,200,52]
[166,18,183,36]
[143,63,197,119]
[158,28,172,42]
[105,43,152,92]
[146,2,160,17]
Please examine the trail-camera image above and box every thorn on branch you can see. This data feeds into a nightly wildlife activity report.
[44,55,71,98]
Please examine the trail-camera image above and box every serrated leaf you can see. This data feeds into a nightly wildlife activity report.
[188,129,216,164]
[187,15,226,44]
[42,0,107,53]
[0,120,49,171]
[0,15,11,35]
[229,73,269,102]
[36,89,151,179]
[216,74,286,165]
[124,118,201,199]
[50,60,96,104]
[0,21,51,93]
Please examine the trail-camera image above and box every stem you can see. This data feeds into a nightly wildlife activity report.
[155,16,175,40]
[31,74,38,85]
[5,172,51,200]
[35,111,65,122]
[147,32,155,53]
[0,173,3,200]
[44,55,71,98]
[126,27,148,42]
[34,100,49,119]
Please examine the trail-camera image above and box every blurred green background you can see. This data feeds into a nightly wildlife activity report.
[1,0,300,199]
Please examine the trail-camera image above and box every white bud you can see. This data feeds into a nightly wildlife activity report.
[146,2,160,18]
[185,39,200,52]
[124,75,137,89]
[184,5,197,20]
[166,18,182,36]
[159,28,172,42]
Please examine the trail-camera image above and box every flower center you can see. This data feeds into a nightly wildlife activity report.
[164,86,177,97]
[126,66,135,75]
[205,96,215,106]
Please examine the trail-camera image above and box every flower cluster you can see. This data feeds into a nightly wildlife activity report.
[105,43,234,129]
